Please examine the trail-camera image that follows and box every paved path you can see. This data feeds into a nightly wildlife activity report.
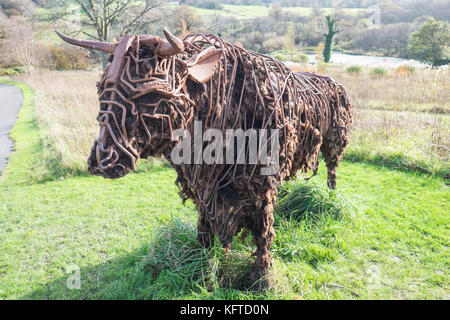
[0,84,23,175]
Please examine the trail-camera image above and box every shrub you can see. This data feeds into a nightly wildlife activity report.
[0,0,33,16]
[369,67,388,77]
[317,60,328,73]
[273,53,287,62]
[395,64,416,77]
[10,66,27,73]
[293,53,309,64]
[276,180,346,221]
[0,14,36,69]
[262,36,285,53]
[0,67,19,75]
[43,44,92,70]
[345,65,362,74]
[408,18,450,67]
[0,66,27,74]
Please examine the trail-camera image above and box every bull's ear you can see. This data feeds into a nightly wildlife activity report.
[186,48,222,84]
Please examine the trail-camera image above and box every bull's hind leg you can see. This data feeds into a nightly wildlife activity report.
[250,186,276,287]
[321,132,348,189]
[321,82,352,189]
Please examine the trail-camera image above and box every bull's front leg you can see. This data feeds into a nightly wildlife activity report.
[197,210,214,248]
[250,187,276,287]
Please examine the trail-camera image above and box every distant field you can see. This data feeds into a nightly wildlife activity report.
[166,3,367,19]
[33,2,367,42]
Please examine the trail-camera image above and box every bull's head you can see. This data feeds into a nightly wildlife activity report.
[56,29,222,179]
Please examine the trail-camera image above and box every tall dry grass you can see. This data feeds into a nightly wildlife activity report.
[21,71,100,173]
[15,66,450,177]
[348,108,449,175]
[331,67,450,114]
[290,63,450,113]
[328,66,449,175]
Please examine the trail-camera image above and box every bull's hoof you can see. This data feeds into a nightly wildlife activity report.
[250,258,271,289]
[250,268,270,289]
[327,179,337,189]
[197,232,214,248]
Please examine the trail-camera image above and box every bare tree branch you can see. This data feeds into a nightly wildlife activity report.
[68,0,161,42]
[58,0,161,67]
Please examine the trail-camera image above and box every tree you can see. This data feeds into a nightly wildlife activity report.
[0,14,38,71]
[0,0,34,17]
[170,5,203,38]
[408,18,450,67]
[0,11,6,42]
[69,0,162,66]
[322,15,337,63]
[284,21,296,61]
[269,4,283,23]
[301,7,325,46]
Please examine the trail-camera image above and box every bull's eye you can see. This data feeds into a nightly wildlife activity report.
[142,61,152,74]
[97,113,107,124]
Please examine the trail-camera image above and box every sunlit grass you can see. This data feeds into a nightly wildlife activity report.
[1,68,448,300]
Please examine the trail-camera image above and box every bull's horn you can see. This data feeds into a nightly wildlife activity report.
[139,30,184,56]
[163,29,184,53]
[55,30,116,54]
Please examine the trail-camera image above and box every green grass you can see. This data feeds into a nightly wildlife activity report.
[0,80,44,184]
[0,81,448,299]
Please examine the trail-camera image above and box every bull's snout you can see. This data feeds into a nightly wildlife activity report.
[88,140,130,179]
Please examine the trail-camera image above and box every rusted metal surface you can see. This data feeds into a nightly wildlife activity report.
[57,30,352,286]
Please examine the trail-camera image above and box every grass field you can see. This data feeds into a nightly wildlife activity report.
[0,66,448,299]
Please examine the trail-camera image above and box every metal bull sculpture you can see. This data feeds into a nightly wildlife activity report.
[56,29,352,286]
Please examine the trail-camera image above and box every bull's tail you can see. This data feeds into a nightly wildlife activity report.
[320,83,352,189]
